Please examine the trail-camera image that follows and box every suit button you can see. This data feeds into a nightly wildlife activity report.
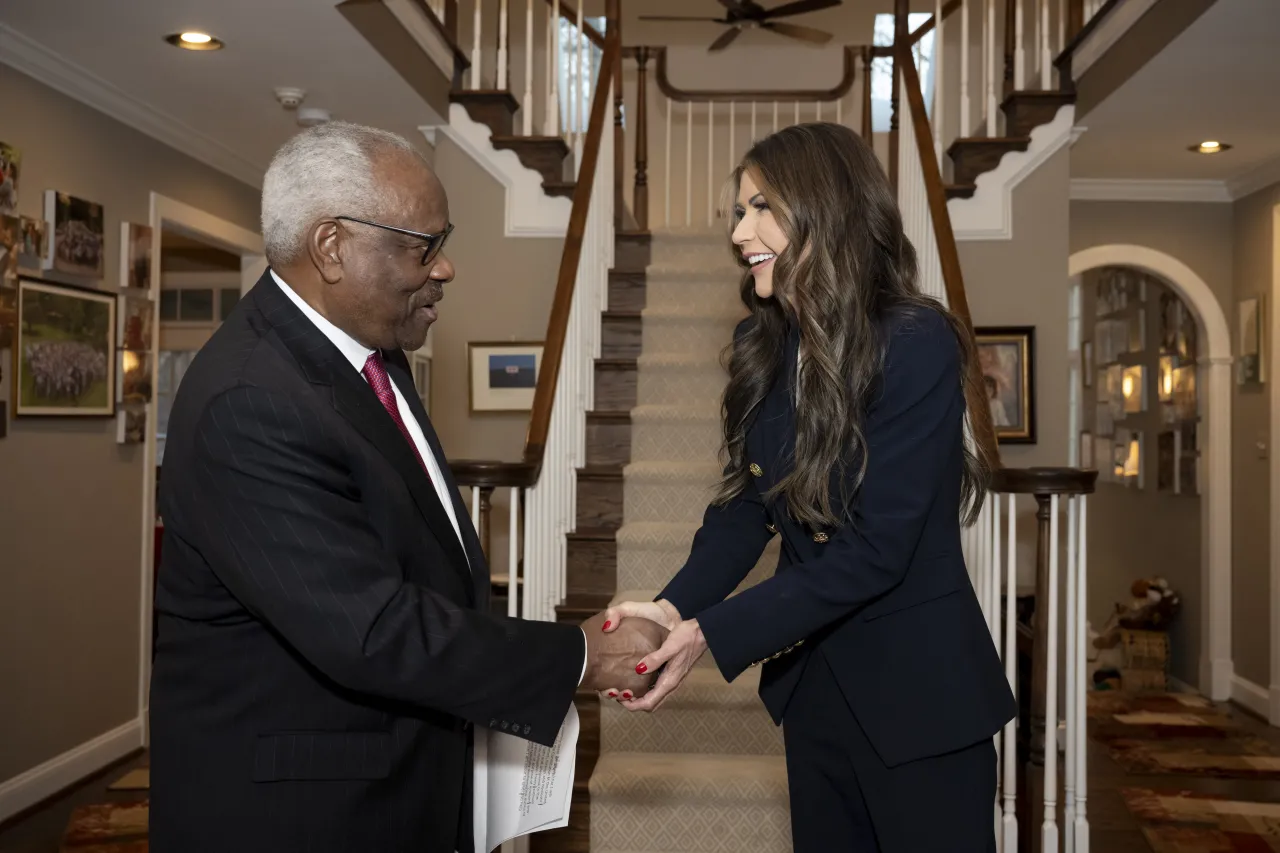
[813,532,829,543]
[501,721,510,730]
[523,725,531,735]
[766,522,778,534]
[749,463,763,477]
[489,719,498,728]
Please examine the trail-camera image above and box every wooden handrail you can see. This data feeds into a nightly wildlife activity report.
[543,0,606,48]
[407,0,471,80]
[870,0,963,58]
[523,31,620,474]
[642,45,859,103]
[897,37,1002,469]
[1053,0,1121,91]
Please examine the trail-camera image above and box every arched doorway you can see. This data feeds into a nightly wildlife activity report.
[1069,244,1233,702]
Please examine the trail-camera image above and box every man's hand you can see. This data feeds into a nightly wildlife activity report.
[580,611,667,696]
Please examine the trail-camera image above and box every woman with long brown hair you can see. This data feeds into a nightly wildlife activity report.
[599,123,1016,851]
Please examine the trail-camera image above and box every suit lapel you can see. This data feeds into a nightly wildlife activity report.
[747,330,799,499]
[252,272,475,600]
[384,350,491,609]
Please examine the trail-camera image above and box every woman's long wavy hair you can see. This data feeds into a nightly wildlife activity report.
[714,122,992,528]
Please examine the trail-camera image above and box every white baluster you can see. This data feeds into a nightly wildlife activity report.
[793,100,800,126]
[1015,0,1026,90]
[685,100,693,226]
[836,97,842,126]
[706,101,714,227]
[471,486,481,533]
[471,0,483,89]
[960,0,971,137]
[544,3,553,135]
[550,0,560,136]
[574,0,585,155]
[934,0,944,163]
[508,487,519,617]
[772,100,779,132]
[729,100,736,170]
[1065,495,1078,852]
[523,0,534,135]
[497,0,509,89]
[1043,493,1061,853]
[664,96,672,227]
[1041,0,1052,87]
[1075,495,1090,852]
[986,0,998,135]
[1058,0,1066,55]
[1002,493,1019,852]
[750,100,757,141]
[816,100,823,121]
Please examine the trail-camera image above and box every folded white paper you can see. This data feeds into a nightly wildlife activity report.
[473,705,580,853]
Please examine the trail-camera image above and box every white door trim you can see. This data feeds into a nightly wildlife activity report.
[1068,244,1235,704]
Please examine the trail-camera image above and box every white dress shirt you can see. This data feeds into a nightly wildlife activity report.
[271,272,587,687]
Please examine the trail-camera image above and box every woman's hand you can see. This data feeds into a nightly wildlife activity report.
[596,599,686,702]
[618,618,708,712]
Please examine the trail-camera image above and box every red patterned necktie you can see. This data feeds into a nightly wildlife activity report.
[362,351,431,483]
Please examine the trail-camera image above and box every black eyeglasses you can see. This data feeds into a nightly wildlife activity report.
[335,216,454,266]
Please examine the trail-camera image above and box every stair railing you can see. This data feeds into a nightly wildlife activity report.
[450,6,620,623]
[897,12,1098,852]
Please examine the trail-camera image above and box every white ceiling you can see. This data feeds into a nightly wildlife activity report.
[0,0,446,188]
[1070,0,1280,191]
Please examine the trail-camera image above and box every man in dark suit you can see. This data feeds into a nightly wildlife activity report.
[150,121,662,853]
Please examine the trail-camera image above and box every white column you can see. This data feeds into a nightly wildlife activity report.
[1203,355,1235,701]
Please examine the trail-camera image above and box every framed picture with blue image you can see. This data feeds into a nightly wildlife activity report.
[467,341,543,413]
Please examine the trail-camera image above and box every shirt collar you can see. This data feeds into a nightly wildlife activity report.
[270,269,373,374]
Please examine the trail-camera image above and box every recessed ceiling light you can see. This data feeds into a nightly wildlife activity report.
[1189,140,1231,154]
[165,31,224,51]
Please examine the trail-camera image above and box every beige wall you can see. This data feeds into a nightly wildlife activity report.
[0,64,260,784]
[1231,183,1279,687]
[428,135,564,579]
[1078,269,1202,684]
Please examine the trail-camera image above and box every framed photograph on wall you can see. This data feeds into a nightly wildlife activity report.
[120,222,155,292]
[975,326,1035,444]
[14,277,115,416]
[44,190,105,277]
[468,341,543,414]
[1237,294,1265,385]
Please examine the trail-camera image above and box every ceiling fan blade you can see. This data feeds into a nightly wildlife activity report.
[762,20,833,44]
[716,0,764,13]
[760,0,842,19]
[638,15,725,21]
[708,26,743,51]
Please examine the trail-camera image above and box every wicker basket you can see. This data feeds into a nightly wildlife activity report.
[1119,628,1169,692]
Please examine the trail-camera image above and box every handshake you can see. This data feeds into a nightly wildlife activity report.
[577,599,707,711]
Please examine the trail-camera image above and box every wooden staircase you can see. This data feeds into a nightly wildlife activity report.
[945,90,1075,199]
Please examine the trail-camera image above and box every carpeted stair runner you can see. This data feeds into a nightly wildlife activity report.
[590,230,791,852]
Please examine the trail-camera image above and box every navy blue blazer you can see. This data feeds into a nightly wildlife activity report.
[660,306,1016,768]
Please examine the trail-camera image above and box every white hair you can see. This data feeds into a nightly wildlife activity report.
[260,121,422,266]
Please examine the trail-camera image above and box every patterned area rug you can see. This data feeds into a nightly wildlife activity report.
[1089,692,1280,779]
[60,800,148,851]
[1122,787,1280,851]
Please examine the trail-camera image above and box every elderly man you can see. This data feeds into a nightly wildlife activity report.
[149,122,663,853]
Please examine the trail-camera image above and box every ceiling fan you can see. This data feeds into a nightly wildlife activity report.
[639,0,841,52]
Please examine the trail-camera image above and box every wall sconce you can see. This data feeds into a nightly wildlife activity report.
[1122,364,1146,414]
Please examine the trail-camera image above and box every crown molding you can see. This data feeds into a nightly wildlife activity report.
[1069,178,1232,203]
[1226,154,1280,201]
[0,24,265,188]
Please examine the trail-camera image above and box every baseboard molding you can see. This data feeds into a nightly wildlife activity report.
[1231,675,1271,720]
[0,716,145,824]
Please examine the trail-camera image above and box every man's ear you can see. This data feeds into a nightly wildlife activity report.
[309,220,344,284]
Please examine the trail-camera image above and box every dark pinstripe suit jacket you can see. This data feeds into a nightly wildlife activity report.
[149,270,583,853]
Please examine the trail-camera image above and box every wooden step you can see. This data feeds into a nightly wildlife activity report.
[543,180,575,199]
[449,89,520,138]
[1001,90,1075,138]
[490,136,570,185]
[946,136,1032,187]
[607,270,647,313]
[586,410,631,467]
[576,465,624,529]
[614,229,652,273]
[601,311,642,359]
[566,526,618,596]
[555,591,616,626]
[593,358,637,411]
[946,183,977,200]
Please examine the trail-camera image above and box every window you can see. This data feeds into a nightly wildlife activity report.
[557,16,605,134]
[869,13,936,134]
[155,350,197,464]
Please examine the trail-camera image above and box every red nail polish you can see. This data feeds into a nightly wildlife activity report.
[635,663,647,674]
[602,620,612,631]
[607,691,617,698]
[622,692,633,699]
